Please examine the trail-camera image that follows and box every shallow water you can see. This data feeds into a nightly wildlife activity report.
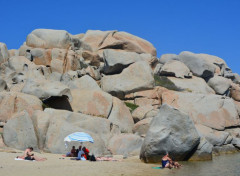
[163,153,240,176]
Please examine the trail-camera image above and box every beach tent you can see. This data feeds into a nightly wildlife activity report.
[64,132,94,147]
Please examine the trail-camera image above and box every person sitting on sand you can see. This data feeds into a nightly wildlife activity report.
[82,146,90,160]
[76,146,81,156]
[66,146,77,157]
[76,146,85,160]
[17,147,47,161]
[162,153,182,169]
[162,153,173,168]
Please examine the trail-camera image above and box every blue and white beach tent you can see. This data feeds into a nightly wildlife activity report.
[64,132,94,146]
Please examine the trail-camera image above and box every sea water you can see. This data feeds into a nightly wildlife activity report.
[163,153,240,176]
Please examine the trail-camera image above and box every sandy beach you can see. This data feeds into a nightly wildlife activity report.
[1,148,240,176]
[0,149,168,176]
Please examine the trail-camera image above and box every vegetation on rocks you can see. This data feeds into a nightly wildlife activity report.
[154,75,182,91]
[124,102,139,112]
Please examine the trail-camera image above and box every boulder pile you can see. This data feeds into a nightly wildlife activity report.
[0,29,240,162]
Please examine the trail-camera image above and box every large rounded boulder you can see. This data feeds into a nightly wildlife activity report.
[7,56,37,72]
[179,51,215,78]
[101,61,154,98]
[70,89,113,118]
[67,75,101,90]
[159,54,179,64]
[0,92,43,122]
[43,109,114,156]
[207,75,231,95]
[160,60,192,78]
[162,91,240,130]
[167,76,215,94]
[140,104,200,163]
[102,49,149,74]
[26,29,72,49]
[108,97,134,133]
[22,78,72,101]
[3,111,39,151]
[108,134,143,156]
[81,30,156,56]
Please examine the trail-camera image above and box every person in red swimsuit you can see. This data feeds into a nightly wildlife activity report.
[82,147,90,160]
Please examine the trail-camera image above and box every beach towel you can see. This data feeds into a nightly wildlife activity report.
[14,158,35,161]
[71,156,86,161]
[152,167,162,169]
[15,158,24,160]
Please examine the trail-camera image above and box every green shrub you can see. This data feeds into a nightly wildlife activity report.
[154,75,183,91]
[124,102,139,113]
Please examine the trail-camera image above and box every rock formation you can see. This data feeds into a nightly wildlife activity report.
[0,28,239,163]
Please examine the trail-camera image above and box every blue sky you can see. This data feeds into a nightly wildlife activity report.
[0,0,239,74]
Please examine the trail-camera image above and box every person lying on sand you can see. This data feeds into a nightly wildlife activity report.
[172,160,182,168]
[96,157,122,161]
[17,147,47,161]
[162,153,181,169]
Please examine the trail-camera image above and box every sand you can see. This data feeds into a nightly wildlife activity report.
[0,149,169,176]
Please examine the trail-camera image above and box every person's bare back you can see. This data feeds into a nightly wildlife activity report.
[17,148,30,159]
[17,147,47,161]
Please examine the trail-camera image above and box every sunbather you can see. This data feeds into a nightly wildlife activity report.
[76,146,85,160]
[172,160,182,168]
[17,147,47,161]
[162,154,172,168]
[96,156,121,161]
[76,146,81,156]
[162,153,181,169]
[82,147,90,160]
[66,146,77,157]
